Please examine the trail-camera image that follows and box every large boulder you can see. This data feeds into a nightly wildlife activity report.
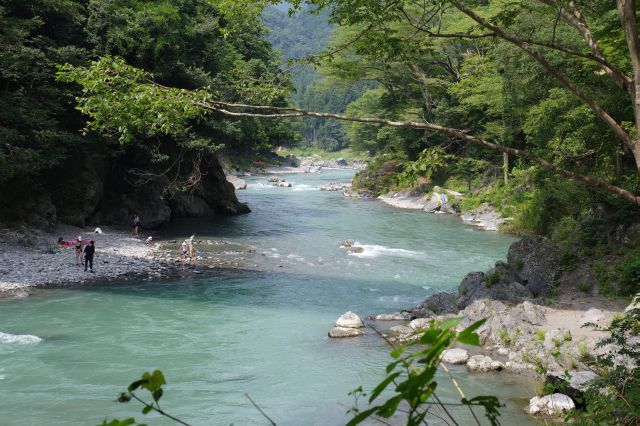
[545,371,597,404]
[198,155,250,216]
[170,193,213,218]
[507,236,561,298]
[525,393,575,416]
[441,348,469,364]
[457,262,533,308]
[335,311,364,328]
[406,292,458,318]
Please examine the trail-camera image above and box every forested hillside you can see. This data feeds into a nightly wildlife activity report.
[263,4,372,151]
[0,0,295,228]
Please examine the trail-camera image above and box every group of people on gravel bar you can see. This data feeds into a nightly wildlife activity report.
[57,236,95,272]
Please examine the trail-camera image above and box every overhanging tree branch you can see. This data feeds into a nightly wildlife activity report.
[196,100,640,205]
[537,0,632,90]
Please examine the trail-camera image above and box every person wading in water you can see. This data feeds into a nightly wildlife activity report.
[84,240,95,273]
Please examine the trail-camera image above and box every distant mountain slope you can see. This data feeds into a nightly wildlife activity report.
[262,5,332,100]
[262,5,373,151]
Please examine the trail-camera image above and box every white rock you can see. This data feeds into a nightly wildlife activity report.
[497,347,509,356]
[441,348,469,364]
[409,318,431,330]
[467,355,495,372]
[336,311,364,328]
[328,327,364,338]
[581,308,606,327]
[525,393,575,416]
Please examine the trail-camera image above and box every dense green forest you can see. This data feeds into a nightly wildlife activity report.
[0,0,295,227]
[263,4,373,151]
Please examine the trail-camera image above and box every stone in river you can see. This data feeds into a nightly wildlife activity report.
[441,348,469,364]
[328,327,364,338]
[336,311,364,328]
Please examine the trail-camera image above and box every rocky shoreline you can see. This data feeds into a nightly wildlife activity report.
[329,235,633,419]
[377,189,507,232]
[0,225,258,296]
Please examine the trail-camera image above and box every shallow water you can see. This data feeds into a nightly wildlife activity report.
[0,170,536,425]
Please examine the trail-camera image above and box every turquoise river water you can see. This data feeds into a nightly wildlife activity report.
[0,170,537,425]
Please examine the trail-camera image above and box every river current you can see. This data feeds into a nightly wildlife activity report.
[0,170,536,425]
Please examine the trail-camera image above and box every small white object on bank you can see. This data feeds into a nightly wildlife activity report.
[525,393,575,416]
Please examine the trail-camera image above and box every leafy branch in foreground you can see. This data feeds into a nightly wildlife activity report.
[347,318,502,426]
[99,370,190,426]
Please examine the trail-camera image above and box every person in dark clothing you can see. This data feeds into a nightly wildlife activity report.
[84,240,95,272]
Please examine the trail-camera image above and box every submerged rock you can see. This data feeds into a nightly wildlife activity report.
[525,393,575,416]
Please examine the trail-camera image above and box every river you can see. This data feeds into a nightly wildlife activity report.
[0,169,536,425]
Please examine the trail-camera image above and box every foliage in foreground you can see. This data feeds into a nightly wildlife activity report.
[570,298,640,425]
[347,318,501,426]
[100,318,501,425]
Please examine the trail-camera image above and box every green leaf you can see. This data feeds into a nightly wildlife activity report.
[369,372,401,403]
[439,317,464,330]
[346,406,381,426]
[420,329,440,344]
[128,380,144,392]
[142,405,152,415]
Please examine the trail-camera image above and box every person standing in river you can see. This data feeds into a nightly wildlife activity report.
[84,240,95,273]
[132,214,140,237]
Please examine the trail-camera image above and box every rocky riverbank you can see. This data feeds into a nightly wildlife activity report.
[0,225,258,296]
[331,234,634,419]
[377,189,507,232]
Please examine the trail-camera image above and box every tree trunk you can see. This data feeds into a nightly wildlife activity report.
[503,152,509,185]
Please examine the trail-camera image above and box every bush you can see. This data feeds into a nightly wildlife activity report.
[571,301,640,425]
[619,251,640,296]
[484,271,501,287]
